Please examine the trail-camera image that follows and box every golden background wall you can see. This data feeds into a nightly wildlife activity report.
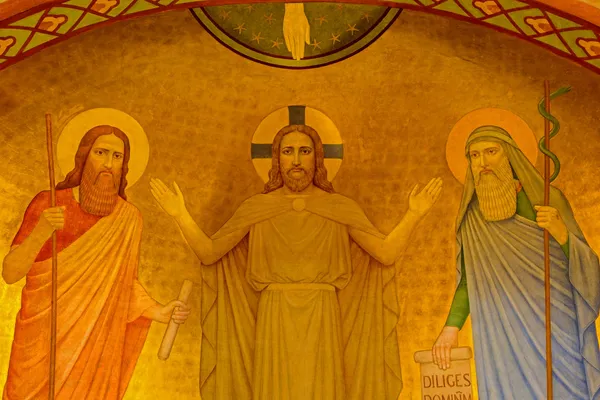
[1,7,600,399]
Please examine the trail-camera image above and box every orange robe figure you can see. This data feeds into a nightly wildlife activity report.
[3,189,157,400]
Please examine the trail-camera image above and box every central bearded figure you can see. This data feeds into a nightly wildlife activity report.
[151,123,443,400]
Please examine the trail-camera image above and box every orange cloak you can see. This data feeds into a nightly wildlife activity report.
[3,198,156,400]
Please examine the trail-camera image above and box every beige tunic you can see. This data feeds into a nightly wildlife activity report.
[249,210,351,399]
[200,193,402,400]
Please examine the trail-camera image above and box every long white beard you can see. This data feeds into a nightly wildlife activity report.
[474,157,517,222]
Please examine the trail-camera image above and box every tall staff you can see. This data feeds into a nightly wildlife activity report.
[543,80,553,400]
[45,113,58,400]
[537,82,571,399]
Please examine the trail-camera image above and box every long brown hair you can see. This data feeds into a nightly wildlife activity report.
[56,125,130,199]
[263,125,334,194]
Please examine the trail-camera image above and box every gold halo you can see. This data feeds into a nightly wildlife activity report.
[57,108,149,188]
[251,106,343,183]
[446,108,538,184]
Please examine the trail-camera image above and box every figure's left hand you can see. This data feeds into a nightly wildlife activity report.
[534,205,568,245]
[408,177,443,218]
[155,300,191,324]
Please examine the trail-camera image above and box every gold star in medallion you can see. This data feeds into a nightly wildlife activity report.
[346,23,359,36]
[251,32,264,44]
[245,4,254,12]
[234,23,246,35]
[330,33,341,45]
[219,9,231,20]
[309,39,321,50]
[314,15,327,26]
[335,4,343,12]
[271,38,283,49]
[361,12,371,23]
[264,13,276,25]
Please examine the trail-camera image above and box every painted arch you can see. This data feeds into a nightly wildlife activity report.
[2,0,600,398]
[0,0,599,73]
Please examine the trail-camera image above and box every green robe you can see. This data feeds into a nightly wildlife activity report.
[445,190,570,328]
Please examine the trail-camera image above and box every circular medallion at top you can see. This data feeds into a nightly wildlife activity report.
[191,3,402,69]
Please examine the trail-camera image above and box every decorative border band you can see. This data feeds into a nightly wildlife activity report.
[0,0,598,74]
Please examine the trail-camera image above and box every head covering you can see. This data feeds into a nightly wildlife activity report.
[456,125,584,240]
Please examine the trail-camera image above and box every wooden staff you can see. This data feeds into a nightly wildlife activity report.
[45,113,58,400]
[543,80,553,399]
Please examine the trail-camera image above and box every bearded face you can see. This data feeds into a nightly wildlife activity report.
[79,134,125,216]
[279,131,316,193]
[469,140,517,222]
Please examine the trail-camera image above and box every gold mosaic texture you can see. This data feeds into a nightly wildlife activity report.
[0,9,599,400]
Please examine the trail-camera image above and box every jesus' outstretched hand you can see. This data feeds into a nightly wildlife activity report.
[150,178,249,265]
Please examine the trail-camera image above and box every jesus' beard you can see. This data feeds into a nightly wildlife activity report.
[79,163,120,216]
[473,156,517,222]
[281,166,315,193]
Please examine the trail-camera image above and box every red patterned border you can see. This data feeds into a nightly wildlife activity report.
[0,0,599,74]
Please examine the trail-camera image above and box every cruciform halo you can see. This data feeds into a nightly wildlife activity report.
[251,105,344,183]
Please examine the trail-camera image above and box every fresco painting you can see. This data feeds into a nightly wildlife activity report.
[1,0,600,399]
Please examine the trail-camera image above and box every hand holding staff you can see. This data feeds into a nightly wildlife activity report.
[538,81,571,399]
[45,113,58,400]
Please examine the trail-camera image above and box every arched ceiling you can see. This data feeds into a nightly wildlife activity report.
[0,0,599,73]
[2,0,600,27]
[533,0,600,27]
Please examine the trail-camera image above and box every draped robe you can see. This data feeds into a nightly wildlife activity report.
[452,126,600,400]
[3,195,157,400]
[458,199,600,399]
[199,193,403,400]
